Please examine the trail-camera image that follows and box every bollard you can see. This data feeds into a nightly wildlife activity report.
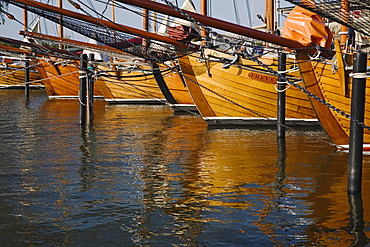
[79,54,88,126]
[348,52,367,194]
[277,52,287,138]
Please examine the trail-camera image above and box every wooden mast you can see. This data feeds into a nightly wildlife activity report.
[23,9,27,30]
[200,0,207,43]
[340,0,349,46]
[153,0,157,32]
[58,0,63,49]
[112,1,115,23]
[142,3,150,52]
[265,0,275,33]
[143,8,149,31]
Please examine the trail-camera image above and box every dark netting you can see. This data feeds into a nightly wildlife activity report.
[4,0,194,61]
[285,0,370,36]
[0,36,79,59]
[20,31,143,60]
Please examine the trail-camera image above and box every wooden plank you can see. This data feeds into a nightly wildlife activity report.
[186,51,316,119]
[296,52,349,145]
[178,55,216,117]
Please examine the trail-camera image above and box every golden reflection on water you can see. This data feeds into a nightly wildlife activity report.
[1,90,370,246]
[90,102,368,245]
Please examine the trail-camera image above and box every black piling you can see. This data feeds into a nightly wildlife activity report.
[79,54,88,126]
[277,52,287,138]
[348,52,367,194]
[87,54,95,108]
[87,53,95,122]
[24,59,30,97]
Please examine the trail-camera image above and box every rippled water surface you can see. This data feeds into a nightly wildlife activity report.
[1,90,370,246]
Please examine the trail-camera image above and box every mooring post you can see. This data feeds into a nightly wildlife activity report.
[79,54,88,126]
[277,52,287,138]
[348,52,367,194]
[24,59,30,97]
[87,53,95,116]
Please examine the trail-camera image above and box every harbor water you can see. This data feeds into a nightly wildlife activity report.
[1,89,370,246]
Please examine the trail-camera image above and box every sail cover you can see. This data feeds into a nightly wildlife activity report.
[282,6,332,49]
[285,0,370,36]
[167,0,201,42]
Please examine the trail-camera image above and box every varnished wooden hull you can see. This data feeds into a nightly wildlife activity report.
[95,63,166,104]
[296,51,370,149]
[178,49,319,127]
[35,58,103,98]
[0,64,41,89]
[151,61,197,112]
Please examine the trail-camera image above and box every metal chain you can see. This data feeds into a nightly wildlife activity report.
[163,0,370,133]
[179,69,269,119]
[92,64,168,104]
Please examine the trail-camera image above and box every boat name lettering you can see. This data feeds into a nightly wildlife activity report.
[248,72,276,84]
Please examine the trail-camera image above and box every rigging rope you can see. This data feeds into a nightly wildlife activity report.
[162,0,370,147]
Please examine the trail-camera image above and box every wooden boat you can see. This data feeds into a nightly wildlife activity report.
[94,60,166,104]
[9,0,318,123]
[33,55,105,99]
[151,60,197,112]
[140,2,197,112]
[177,49,319,127]
[281,1,370,150]
[0,39,41,89]
[0,18,42,89]
[0,55,41,89]
[20,16,194,109]
[150,0,201,112]
[111,0,319,127]
[22,31,162,101]
[89,55,196,109]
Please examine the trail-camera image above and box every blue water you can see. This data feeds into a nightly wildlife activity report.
[0,89,369,246]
